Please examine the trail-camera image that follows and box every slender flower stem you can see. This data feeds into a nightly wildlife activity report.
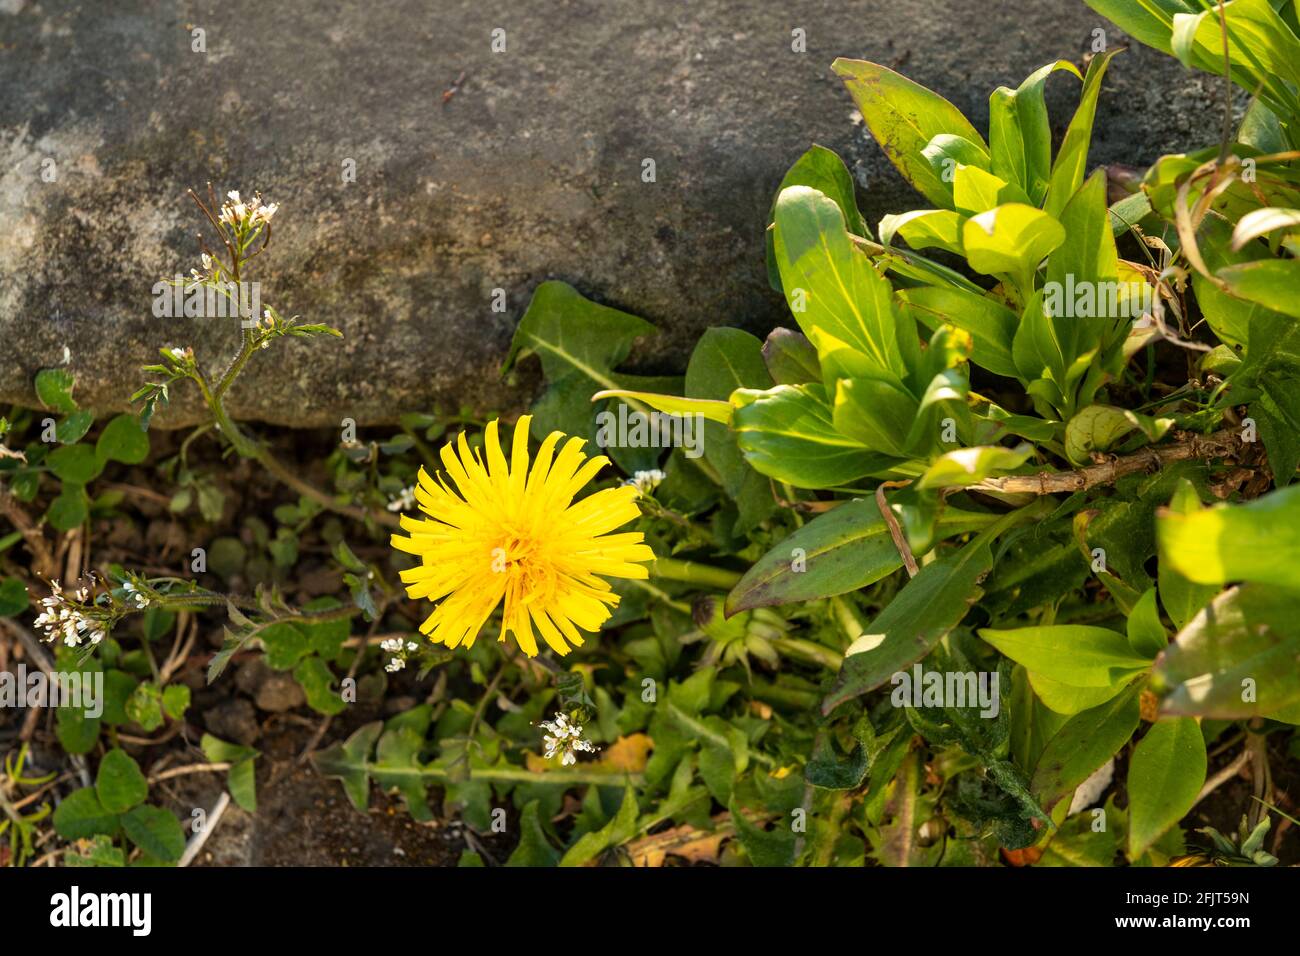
[650,557,742,590]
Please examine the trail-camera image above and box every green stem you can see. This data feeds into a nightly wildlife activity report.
[771,636,843,671]
[650,557,742,590]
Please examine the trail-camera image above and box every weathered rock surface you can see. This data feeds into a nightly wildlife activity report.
[1,0,1222,427]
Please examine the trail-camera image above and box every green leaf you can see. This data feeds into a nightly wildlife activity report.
[772,185,912,385]
[312,722,382,811]
[731,384,891,489]
[898,286,1019,379]
[1126,588,1168,659]
[951,163,1030,215]
[727,498,995,613]
[684,327,776,532]
[761,328,821,385]
[824,539,995,714]
[35,368,78,414]
[161,684,190,719]
[1217,259,1300,319]
[766,145,869,291]
[916,444,1033,491]
[294,656,347,716]
[588,389,731,424]
[1151,584,1300,719]
[1157,484,1300,588]
[1031,679,1142,813]
[121,805,186,864]
[53,787,119,840]
[502,280,672,472]
[57,410,94,444]
[47,444,102,484]
[0,577,28,616]
[1043,49,1119,219]
[95,414,150,465]
[125,682,164,732]
[961,203,1065,281]
[96,748,148,814]
[989,60,1082,204]
[1126,717,1206,859]
[560,786,639,866]
[879,208,966,255]
[200,733,260,810]
[506,801,561,867]
[1064,404,1170,466]
[832,58,987,208]
[729,797,796,866]
[978,625,1152,688]
[46,484,88,531]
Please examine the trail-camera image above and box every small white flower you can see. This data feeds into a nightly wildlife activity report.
[537,710,598,765]
[387,486,417,513]
[385,656,406,673]
[626,469,667,494]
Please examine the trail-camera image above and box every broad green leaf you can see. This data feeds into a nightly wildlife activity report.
[727,498,995,613]
[121,805,186,864]
[951,163,1030,215]
[1031,679,1142,812]
[899,286,1018,379]
[766,144,869,291]
[731,384,892,489]
[1126,717,1206,859]
[761,328,821,385]
[47,484,88,531]
[989,60,1082,204]
[1151,584,1300,719]
[1156,484,1300,588]
[502,280,674,472]
[96,748,148,814]
[1028,673,1129,715]
[832,58,987,208]
[879,208,966,255]
[47,444,102,484]
[1082,0,1191,54]
[53,787,119,840]
[313,722,382,811]
[1045,170,1122,369]
[684,327,776,532]
[773,185,913,384]
[962,203,1065,282]
[1157,479,1220,628]
[824,540,995,714]
[916,444,1033,491]
[978,625,1152,687]
[57,410,94,444]
[831,375,917,458]
[1126,588,1169,659]
[1169,0,1300,101]
[35,368,78,414]
[921,134,992,191]
[1043,50,1119,219]
[1216,259,1300,318]
[95,414,151,465]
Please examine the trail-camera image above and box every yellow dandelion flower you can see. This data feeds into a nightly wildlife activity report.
[390,415,655,656]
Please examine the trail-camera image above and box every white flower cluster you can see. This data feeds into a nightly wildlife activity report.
[386,486,417,513]
[122,581,149,609]
[625,469,666,494]
[34,581,105,648]
[540,712,598,766]
[219,190,278,229]
[381,636,420,673]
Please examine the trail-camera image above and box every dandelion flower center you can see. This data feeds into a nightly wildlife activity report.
[390,415,655,656]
